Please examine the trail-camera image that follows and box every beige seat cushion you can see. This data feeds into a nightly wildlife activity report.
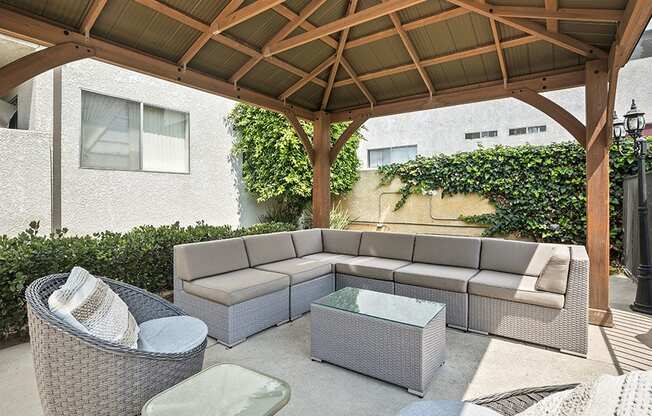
[536,246,571,294]
[255,258,331,285]
[413,235,481,269]
[183,268,289,306]
[243,232,296,267]
[174,238,249,282]
[359,231,415,261]
[468,270,565,309]
[336,256,411,281]
[322,229,362,255]
[291,229,323,257]
[395,263,479,293]
[480,238,554,276]
[302,252,356,272]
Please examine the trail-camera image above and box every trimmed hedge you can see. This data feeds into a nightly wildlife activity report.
[379,140,650,264]
[0,221,296,338]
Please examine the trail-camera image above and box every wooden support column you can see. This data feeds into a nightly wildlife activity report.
[312,111,331,228]
[585,60,613,327]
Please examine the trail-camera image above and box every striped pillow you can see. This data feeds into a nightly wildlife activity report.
[48,267,139,349]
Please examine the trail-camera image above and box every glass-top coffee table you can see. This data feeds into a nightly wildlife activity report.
[141,363,290,416]
[311,287,446,397]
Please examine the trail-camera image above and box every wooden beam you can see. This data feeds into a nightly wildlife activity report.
[134,0,326,89]
[330,66,585,122]
[322,0,358,110]
[447,0,608,59]
[312,111,331,228]
[490,19,508,86]
[585,59,612,327]
[279,55,336,100]
[286,112,315,165]
[330,116,368,162]
[613,0,652,68]
[0,6,315,120]
[335,35,537,88]
[491,6,621,22]
[216,0,286,33]
[232,0,328,84]
[544,0,558,32]
[341,59,376,106]
[346,7,468,50]
[388,11,434,95]
[0,43,95,96]
[178,0,244,67]
[81,0,107,37]
[264,0,427,56]
[512,88,585,145]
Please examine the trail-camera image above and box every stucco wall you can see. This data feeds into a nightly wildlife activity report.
[357,55,652,166]
[337,170,494,236]
[0,129,51,235]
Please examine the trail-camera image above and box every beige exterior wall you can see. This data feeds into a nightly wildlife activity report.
[337,170,495,236]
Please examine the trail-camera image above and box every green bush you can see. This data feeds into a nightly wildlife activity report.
[379,140,650,264]
[228,103,362,222]
[0,221,296,338]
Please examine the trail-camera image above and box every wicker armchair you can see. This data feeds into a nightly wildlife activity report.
[470,383,578,415]
[26,274,207,416]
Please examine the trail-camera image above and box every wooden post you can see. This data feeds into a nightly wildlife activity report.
[585,60,613,327]
[312,111,331,228]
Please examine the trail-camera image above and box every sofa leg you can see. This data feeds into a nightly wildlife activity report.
[276,319,290,326]
[560,349,587,358]
[407,388,424,398]
[218,338,247,348]
[311,356,323,363]
[447,324,468,332]
[467,328,489,336]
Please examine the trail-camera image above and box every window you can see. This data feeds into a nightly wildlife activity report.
[509,127,527,136]
[368,145,417,168]
[466,130,498,140]
[80,90,189,173]
[527,125,546,134]
[509,125,546,136]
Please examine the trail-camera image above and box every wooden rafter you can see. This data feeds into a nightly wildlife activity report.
[285,112,315,164]
[330,66,585,122]
[490,6,621,22]
[388,10,434,96]
[334,35,537,88]
[215,0,287,34]
[279,56,336,101]
[0,6,315,120]
[330,116,368,162]
[446,0,608,59]
[480,0,508,87]
[178,0,244,67]
[264,0,427,56]
[341,60,376,106]
[135,0,326,89]
[322,0,358,110]
[80,0,107,37]
[231,0,328,85]
[544,0,558,32]
[613,0,652,68]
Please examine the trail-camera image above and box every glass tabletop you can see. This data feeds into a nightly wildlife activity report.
[313,287,445,328]
[141,363,290,416]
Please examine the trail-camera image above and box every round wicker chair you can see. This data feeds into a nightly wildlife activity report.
[469,383,578,415]
[26,273,208,416]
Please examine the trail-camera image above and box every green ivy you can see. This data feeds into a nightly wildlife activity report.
[0,221,296,338]
[379,140,650,264]
[228,104,362,212]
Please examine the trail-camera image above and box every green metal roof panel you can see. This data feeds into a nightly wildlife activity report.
[397,0,450,22]
[239,60,301,98]
[365,70,429,103]
[161,0,227,24]
[225,9,288,49]
[189,38,251,80]
[343,36,412,75]
[277,38,336,74]
[0,0,92,29]
[288,81,324,111]
[326,84,367,111]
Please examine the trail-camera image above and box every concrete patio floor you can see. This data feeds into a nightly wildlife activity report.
[2,276,651,416]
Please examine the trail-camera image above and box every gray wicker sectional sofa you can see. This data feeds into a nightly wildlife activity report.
[173,229,588,355]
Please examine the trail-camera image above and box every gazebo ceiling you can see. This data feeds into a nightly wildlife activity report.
[0,0,637,120]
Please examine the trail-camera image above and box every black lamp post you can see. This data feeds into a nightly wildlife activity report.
[613,100,652,315]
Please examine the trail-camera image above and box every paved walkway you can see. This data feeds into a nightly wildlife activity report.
[1,276,649,416]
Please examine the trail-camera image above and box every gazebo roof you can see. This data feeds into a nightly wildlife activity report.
[0,0,642,122]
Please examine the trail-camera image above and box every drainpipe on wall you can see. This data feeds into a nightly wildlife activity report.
[51,67,62,232]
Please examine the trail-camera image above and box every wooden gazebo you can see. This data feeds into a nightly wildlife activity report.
[1,0,650,326]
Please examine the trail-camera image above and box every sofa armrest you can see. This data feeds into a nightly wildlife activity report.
[566,245,589,313]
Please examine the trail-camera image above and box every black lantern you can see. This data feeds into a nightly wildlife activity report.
[624,99,646,136]
[613,111,627,149]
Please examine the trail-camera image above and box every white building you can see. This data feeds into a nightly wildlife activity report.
[358,26,652,169]
[0,34,264,236]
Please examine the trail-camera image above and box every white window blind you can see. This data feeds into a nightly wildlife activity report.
[368,145,417,168]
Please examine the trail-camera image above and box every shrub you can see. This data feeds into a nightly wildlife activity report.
[379,140,650,264]
[299,201,357,230]
[0,221,296,338]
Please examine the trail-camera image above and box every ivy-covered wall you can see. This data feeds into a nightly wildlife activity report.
[379,140,651,264]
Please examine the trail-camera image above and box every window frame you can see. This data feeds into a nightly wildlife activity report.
[367,144,417,168]
[78,88,191,175]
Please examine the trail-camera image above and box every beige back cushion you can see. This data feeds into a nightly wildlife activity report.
[291,229,323,257]
[359,231,415,261]
[174,238,249,282]
[244,232,297,267]
[480,238,553,276]
[536,245,571,294]
[322,229,362,255]
[413,235,481,269]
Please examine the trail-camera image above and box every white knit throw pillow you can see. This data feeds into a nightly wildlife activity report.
[48,267,139,349]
